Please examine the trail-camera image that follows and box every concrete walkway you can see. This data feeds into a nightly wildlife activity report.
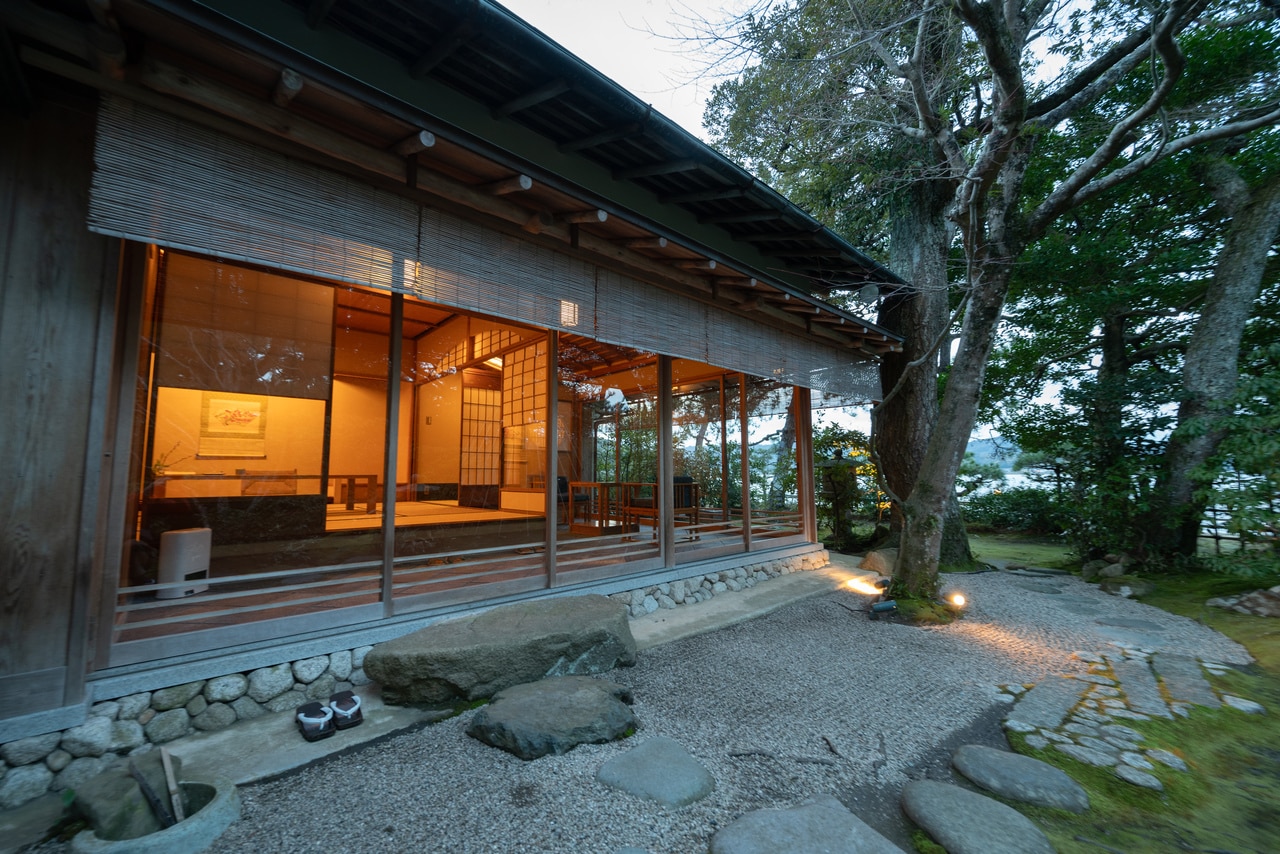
[1,559,867,852]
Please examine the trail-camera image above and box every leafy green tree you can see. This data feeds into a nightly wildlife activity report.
[704,0,1280,592]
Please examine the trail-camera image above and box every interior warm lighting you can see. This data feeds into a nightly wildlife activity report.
[846,577,882,596]
[950,593,966,608]
[560,299,579,327]
[484,356,503,369]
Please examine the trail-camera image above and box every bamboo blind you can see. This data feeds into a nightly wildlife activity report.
[90,96,878,399]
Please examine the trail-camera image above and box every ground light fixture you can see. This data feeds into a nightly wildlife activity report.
[844,575,896,618]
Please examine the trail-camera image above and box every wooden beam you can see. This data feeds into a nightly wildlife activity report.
[493,78,572,119]
[559,120,645,153]
[31,49,879,353]
[660,186,750,204]
[676,259,716,271]
[272,67,304,107]
[738,230,826,243]
[714,276,757,289]
[613,158,699,180]
[522,211,556,234]
[394,129,436,156]
[134,55,544,235]
[306,0,339,29]
[773,248,850,258]
[573,231,712,294]
[410,13,480,78]
[0,1,90,62]
[622,237,667,249]
[701,210,785,225]
[480,174,533,195]
[562,209,608,224]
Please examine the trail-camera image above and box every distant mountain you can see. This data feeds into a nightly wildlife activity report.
[967,437,1020,471]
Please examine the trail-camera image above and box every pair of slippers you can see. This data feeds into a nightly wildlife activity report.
[296,690,363,742]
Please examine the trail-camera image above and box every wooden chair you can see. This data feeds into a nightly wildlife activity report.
[625,477,700,538]
[557,476,590,524]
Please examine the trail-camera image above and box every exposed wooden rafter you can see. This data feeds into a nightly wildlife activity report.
[393,129,436,156]
[559,120,646,153]
[622,237,667,250]
[562,209,608,224]
[11,6,895,357]
[410,11,481,79]
[701,210,785,225]
[613,158,699,181]
[660,185,751,205]
[738,230,826,243]
[493,78,572,119]
[272,68,303,107]
[480,174,533,195]
[305,0,339,30]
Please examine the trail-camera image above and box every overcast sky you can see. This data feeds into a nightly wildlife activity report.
[497,0,752,139]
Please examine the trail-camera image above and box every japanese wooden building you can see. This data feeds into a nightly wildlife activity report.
[0,0,900,745]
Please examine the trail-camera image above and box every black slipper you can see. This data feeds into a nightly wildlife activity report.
[329,690,364,730]
[296,701,335,741]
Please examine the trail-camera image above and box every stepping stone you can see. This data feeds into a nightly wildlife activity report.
[1145,748,1188,771]
[710,794,904,854]
[1151,655,1220,707]
[1010,580,1063,594]
[901,780,1053,854]
[952,744,1089,813]
[1096,618,1164,631]
[596,737,715,807]
[1222,695,1267,715]
[1108,658,1173,719]
[466,676,636,760]
[1115,764,1163,790]
[1007,678,1087,730]
[365,594,636,706]
[1053,743,1118,767]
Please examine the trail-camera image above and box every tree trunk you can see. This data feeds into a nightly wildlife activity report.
[874,180,974,571]
[1152,169,1280,557]
[897,253,1015,595]
[874,182,954,529]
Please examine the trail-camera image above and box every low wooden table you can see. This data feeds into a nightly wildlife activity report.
[151,473,380,513]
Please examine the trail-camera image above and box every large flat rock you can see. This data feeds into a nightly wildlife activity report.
[901,780,1053,854]
[466,676,636,760]
[952,744,1089,813]
[710,795,904,854]
[364,595,636,706]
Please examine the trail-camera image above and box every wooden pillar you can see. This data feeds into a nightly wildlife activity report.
[739,373,752,552]
[659,356,675,566]
[381,293,404,614]
[794,386,817,542]
[545,331,559,586]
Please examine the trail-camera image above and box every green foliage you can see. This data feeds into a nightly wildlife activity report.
[812,423,884,548]
[962,487,1065,535]
[955,451,1005,498]
[1204,343,1280,559]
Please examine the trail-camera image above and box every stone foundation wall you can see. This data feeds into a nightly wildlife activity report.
[0,550,828,809]
[0,647,374,810]
[608,551,828,616]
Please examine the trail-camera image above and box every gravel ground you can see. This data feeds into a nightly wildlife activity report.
[190,571,1250,854]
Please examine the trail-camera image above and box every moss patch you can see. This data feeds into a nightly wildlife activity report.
[990,551,1280,853]
[967,533,1076,570]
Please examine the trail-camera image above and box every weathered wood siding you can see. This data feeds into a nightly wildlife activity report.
[0,89,113,718]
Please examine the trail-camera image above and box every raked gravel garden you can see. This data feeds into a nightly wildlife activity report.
[172,566,1259,852]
